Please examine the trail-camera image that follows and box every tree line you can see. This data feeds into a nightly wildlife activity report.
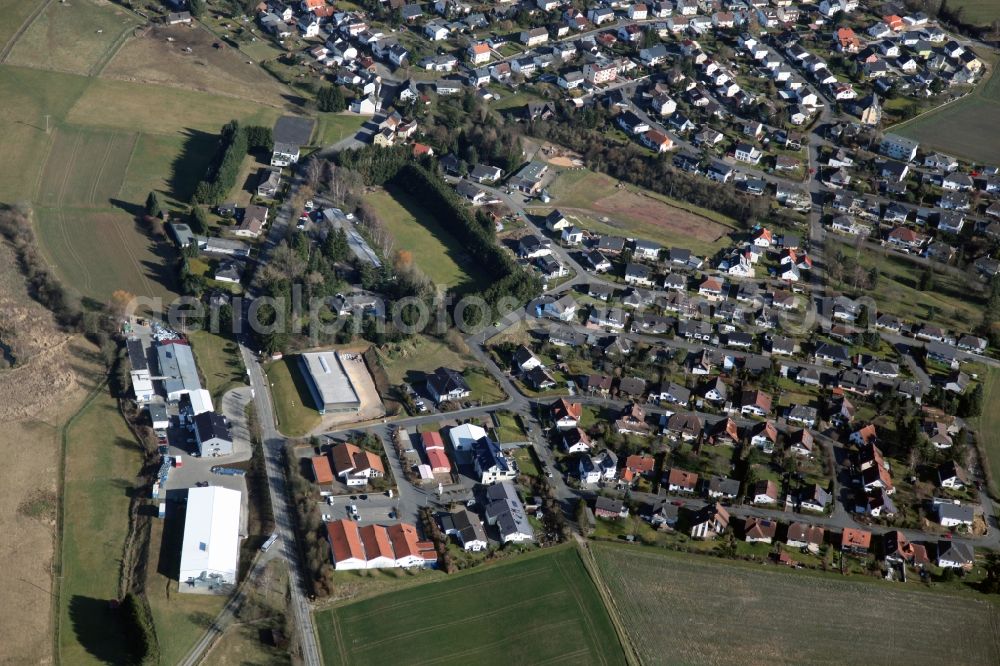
[193,121,274,205]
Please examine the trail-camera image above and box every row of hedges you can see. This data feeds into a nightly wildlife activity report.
[193,121,273,205]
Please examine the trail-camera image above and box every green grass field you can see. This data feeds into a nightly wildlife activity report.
[894,54,1000,164]
[0,63,284,303]
[826,238,982,330]
[188,330,246,407]
[315,112,368,146]
[6,0,142,76]
[953,0,1000,25]
[545,169,738,256]
[267,356,321,437]
[367,187,488,290]
[59,387,144,665]
[33,207,179,302]
[593,543,1000,665]
[316,546,628,666]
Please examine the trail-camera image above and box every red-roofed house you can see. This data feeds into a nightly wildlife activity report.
[841,527,872,553]
[412,143,435,157]
[622,454,656,484]
[836,27,860,53]
[552,398,583,429]
[312,455,334,484]
[421,431,451,474]
[330,442,385,486]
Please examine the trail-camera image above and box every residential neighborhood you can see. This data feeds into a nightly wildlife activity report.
[7,0,1000,663]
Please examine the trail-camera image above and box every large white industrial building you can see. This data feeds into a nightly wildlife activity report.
[300,351,361,414]
[179,486,242,592]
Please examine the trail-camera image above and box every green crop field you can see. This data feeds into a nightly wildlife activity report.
[973,367,1000,494]
[546,169,738,256]
[367,187,488,290]
[316,546,628,666]
[6,0,142,76]
[58,387,144,665]
[894,56,1000,165]
[37,126,137,207]
[593,543,1000,665]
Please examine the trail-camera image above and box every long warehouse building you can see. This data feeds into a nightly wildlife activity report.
[157,341,202,402]
[300,351,361,414]
[178,486,242,592]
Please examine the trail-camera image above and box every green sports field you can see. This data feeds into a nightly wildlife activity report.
[316,546,628,666]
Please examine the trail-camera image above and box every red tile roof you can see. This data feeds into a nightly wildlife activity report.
[311,455,334,484]
[358,524,394,561]
[327,519,366,563]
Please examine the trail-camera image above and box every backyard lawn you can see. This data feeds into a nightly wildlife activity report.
[315,112,368,146]
[266,357,321,437]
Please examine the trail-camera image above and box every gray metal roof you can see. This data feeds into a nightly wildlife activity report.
[156,342,201,397]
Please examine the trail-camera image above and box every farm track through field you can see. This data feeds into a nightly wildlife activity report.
[328,611,350,666]
[90,23,140,77]
[343,566,547,621]
[109,211,154,297]
[349,590,570,652]
[55,132,84,207]
[0,0,54,63]
[117,132,141,199]
[88,135,117,205]
[56,210,93,293]
[554,554,607,666]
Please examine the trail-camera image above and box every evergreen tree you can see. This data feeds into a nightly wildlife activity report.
[188,205,209,234]
[317,86,347,112]
[145,191,162,218]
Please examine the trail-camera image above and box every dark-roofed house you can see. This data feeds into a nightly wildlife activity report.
[441,508,488,551]
[191,412,231,458]
[426,367,471,404]
[785,523,825,553]
[689,503,730,539]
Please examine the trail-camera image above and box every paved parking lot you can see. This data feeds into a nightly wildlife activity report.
[319,492,399,525]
